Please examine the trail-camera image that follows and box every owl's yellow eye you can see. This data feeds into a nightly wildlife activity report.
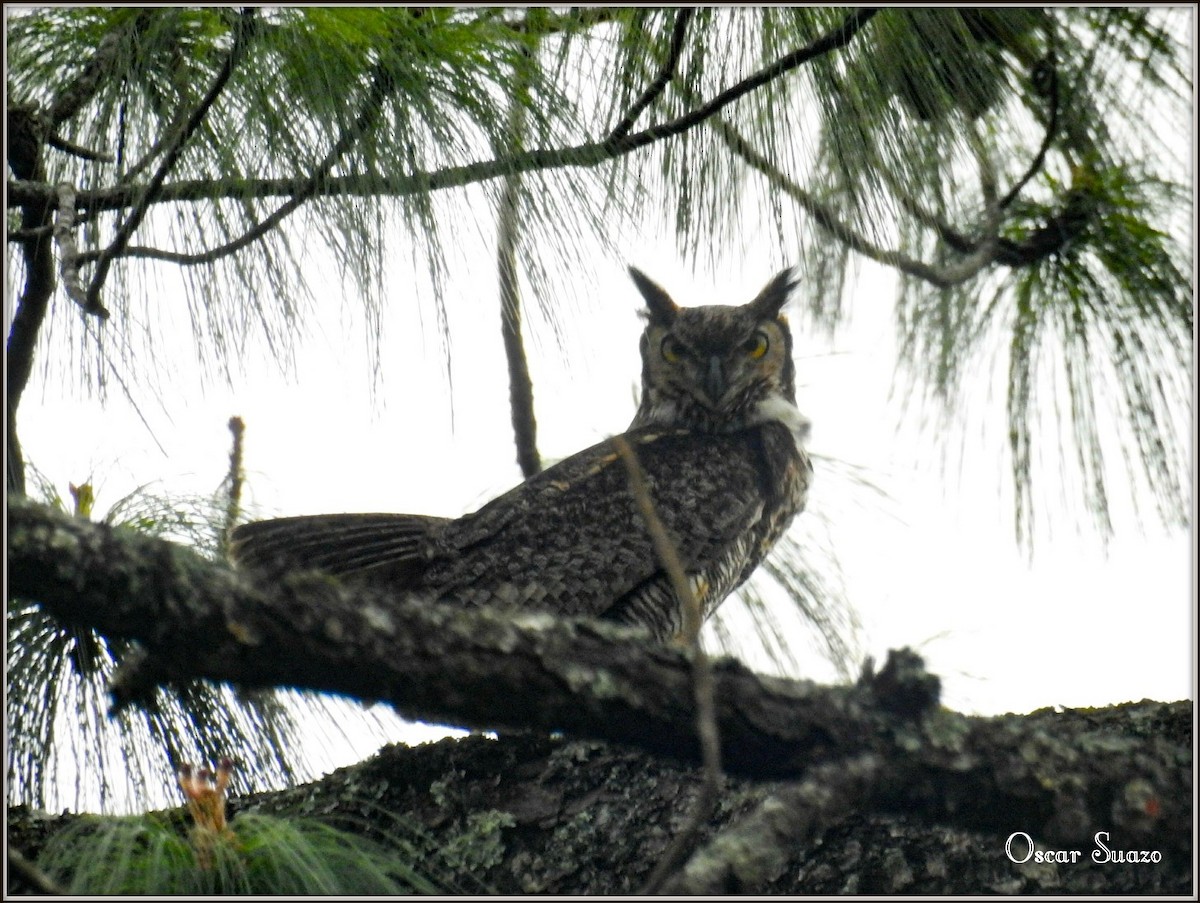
[745,330,770,359]
[660,336,686,363]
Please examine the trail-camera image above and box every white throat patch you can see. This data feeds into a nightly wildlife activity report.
[752,394,812,447]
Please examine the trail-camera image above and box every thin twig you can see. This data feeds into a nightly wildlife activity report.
[51,182,100,316]
[83,8,259,313]
[608,9,695,141]
[117,99,203,185]
[47,131,114,163]
[695,92,999,289]
[612,436,723,895]
[998,47,1059,210]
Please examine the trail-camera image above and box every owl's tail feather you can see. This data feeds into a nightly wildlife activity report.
[229,513,449,583]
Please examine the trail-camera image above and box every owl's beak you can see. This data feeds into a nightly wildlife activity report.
[703,356,726,406]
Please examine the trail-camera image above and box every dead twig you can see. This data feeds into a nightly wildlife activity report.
[612,436,723,895]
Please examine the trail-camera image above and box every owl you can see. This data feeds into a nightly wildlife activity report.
[231,268,813,643]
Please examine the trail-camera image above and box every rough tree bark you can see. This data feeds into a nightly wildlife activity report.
[6,498,1193,894]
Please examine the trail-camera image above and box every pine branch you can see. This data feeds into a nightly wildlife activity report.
[608,9,695,142]
[699,102,997,289]
[7,496,1189,868]
[82,8,260,314]
[497,34,540,479]
[45,11,155,127]
[7,9,879,243]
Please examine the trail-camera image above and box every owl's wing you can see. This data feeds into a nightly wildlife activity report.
[230,512,450,581]
[429,426,784,622]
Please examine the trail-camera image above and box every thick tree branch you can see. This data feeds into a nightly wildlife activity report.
[7,847,68,896]
[7,496,1190,868]
[6,105,55,494]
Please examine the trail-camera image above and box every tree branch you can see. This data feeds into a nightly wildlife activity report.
[46,131,114,164]
[82,8,259,314]
[998,32,1060,211]
[663,754,882,894]
[697,99,997,289]
[44,10,154,127]
[607,9,695,142]
[7,496,1190,867]
[496,33,541,479]
[48,183,94,316]
[8,9,879,240]
[7,846,68,896]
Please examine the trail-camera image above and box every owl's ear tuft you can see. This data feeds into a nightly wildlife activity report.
[747,267,797,319]
[629,267,679,325]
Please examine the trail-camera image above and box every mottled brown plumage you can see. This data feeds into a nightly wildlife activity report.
[231,268,812,642]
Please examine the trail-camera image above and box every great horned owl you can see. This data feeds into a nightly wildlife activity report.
[231,268,812,643]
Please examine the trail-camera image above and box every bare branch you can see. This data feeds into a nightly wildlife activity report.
[222,416,246,556]
[497,35,541,479]
[46,131,114,163]
[51,182,101,317]
[999,28,1060,211]
[613,436,723,894]
[608,9,695,142]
